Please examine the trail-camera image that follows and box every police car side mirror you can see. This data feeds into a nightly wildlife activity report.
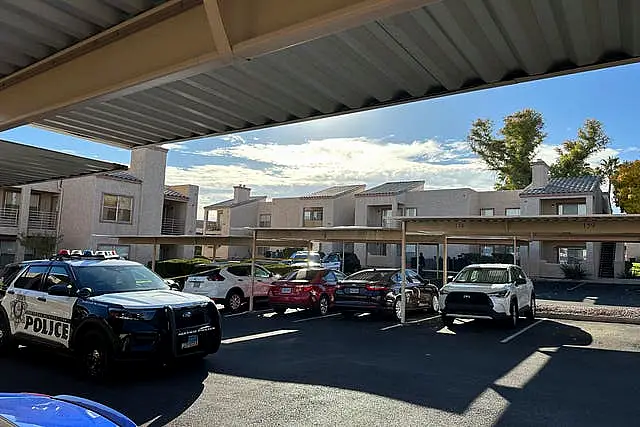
[77,287,93,299]
[48,284,73,297]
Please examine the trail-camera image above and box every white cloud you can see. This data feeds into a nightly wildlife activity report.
[165,137,497,218]
[161,141,190,151]
[164,136,623,218]
[533,144,620,168]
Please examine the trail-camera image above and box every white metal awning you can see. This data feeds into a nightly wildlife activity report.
[0,139,126,187]
[0,1,638,147]
[24,0,640,147]
[0,0,168,79]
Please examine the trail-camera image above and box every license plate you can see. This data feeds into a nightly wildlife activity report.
[280,287,291,294]
[349,288,360,294]
[182,334,199,349]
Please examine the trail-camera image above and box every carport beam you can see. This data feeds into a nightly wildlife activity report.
[401,221,407,324]
[249,230,257,312]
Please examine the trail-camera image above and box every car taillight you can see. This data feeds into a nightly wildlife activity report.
[366,283,388,291]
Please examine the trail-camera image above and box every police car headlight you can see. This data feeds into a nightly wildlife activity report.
[108,308,156,321]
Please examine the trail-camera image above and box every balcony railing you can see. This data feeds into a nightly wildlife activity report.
[0,207,19,227]
[162,217,185,235]
[205,222,221,233]
[28,210,58,230]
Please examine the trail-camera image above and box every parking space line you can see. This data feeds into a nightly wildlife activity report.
[292,313,341,323]
[500,319,546,344]
[224,309,272,318]
[568,281,586,291]
[221,329,298,345]
[380,315,441,331]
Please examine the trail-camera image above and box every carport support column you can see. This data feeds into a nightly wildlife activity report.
[151,239,158,272]
[401,221,407,324]
[250,230,257,312]
[513,236,518,265]
[443,236,448,286]
[308,241,313,267]
[341,242,345,273]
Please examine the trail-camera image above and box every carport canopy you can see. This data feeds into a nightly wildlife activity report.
[0,139,126,187]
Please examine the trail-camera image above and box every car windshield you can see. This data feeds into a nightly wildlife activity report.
[291,254,321,263]
[345,270,395,282]
[284,269,321,281]
[454,268,510,284]
[74,265,169,295]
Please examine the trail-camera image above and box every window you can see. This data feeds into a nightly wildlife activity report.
[3,191,20,209]
[259,214,271,228]
[101,194,133,223]
[303,208,323,222]
[454,267,510,284]
[45,266,73,291]
[255,266,270,278]
[73,265,168,295]
[480,208,494,216]
[481,246,494,257]
[14,265,49,291]
[0,240,16,266]
[558,203,587,215]
[367,243,387,256]
[29,194,40,211]
[227,265,251,277]
[505,208,521,216]
[558,247,587,265]
[403,208,418,217]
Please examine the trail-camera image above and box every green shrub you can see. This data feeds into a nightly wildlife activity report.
[560,263,589,280]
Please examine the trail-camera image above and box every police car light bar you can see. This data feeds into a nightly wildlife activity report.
[54,249,120,260]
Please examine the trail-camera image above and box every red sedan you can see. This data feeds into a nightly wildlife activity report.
[268,268,346,315]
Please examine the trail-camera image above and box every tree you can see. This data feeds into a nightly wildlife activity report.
[549,119,611,178]
[468,109,546,190]
[611,160,640,214]
[596,156,621,205]
[17,232,63,259]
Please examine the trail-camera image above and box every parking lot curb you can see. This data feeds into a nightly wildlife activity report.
[539,311,640,325]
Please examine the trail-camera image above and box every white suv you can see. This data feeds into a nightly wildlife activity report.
[439,264,535,328]
[183,263,280,312]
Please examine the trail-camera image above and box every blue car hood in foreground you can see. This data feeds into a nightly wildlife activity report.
[0,393,136,427]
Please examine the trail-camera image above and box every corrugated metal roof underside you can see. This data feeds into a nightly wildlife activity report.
[0,0,167,79]
[33,0,640,147]
[0,139,126,186]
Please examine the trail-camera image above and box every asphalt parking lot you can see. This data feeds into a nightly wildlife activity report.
[2,309,640,427]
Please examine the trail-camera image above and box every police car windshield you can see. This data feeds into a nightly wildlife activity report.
[73,265,169,295]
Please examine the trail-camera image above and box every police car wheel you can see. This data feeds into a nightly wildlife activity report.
[79,331,111,380]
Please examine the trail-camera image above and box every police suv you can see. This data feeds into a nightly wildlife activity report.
[0,253,222,379]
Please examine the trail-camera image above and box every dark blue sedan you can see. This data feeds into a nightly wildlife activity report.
[0,393,136,427]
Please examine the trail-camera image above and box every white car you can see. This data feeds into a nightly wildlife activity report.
[439,264,535,328]
[287,251,323,268]
[183,263,280,312]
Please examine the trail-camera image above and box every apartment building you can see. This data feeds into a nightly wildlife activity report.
[521,160,618,278]
[199,160,617,279]
[202,184,365,259]
[0,180,61,265]
[0,147,198,267]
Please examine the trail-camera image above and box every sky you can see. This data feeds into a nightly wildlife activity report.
[2,62,640,219]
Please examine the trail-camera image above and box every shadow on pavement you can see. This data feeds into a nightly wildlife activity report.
[209,315,596,417]
[535,281,640,307]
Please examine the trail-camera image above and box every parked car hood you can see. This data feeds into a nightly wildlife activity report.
[0,393,135,427]
[90,289,210,309]
[442,282,510,293]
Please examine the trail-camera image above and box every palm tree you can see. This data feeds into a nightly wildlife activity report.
[597,156,620,206]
